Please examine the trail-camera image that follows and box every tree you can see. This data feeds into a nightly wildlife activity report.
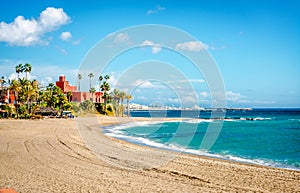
[9,79,21,118]
[111,88,120,116]
[89,87,96,102]
[119,91,126,116]
[79,100,96,112]
[7,64,73,118]
[104,74,110,80]
[0,76,5,89]
[23,63,32,80]
[43,83,70,111]
[88,73,94,90]
[98,75,103,92]
[58,93,68,110]
[67,91,72,102]
[100,75,110,115]
[18,79,38,114]
[77,74,82,91]
[126,94,132,117]
[15,64,23,80]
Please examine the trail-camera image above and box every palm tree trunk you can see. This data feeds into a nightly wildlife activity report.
[14,91,19,118]
[104,91,107,115]
[127,100,130,117]
[78,80,80,91]
[27,98,30,114]
[89,78,91,90]
[121,100,124,117]
[104,99,107,115]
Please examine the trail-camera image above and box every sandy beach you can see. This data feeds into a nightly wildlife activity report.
[0,117,299,193]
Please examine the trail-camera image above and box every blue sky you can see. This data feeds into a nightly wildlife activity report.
[0,0,299,108]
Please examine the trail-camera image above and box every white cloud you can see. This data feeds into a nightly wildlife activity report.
[152,46,162,54]
[138,80,154,88]
[253,100,275,104]
[0,7,70,46]
[40,77,53,86]
[179,79,205,83]
[200,91,209,98]
[60,31,72,41]
[72,39,81,45]
[114,33,129,43]
[8,73,18,81]
[141,40,155,46]
[0,59,77,86]
[8,72,36,81]
[147,5,166,15]
[39,7,70,31]
[131,80,165,89]
[182,96,198,104]
[107,73,118,87]
[176,41,208,52]
[141,40,162,54]
[225,91,244,102]
[55,46,67,54]
[137,96,148,100]
[166,97,179,103]
[199,90,249,103]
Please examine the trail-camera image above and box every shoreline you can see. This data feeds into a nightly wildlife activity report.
[0,117,299,192]
[102,116,300,171]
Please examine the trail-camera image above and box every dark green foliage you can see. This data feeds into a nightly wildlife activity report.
[79,100,96,112]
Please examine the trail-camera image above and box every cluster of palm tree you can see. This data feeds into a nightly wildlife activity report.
[78,73,111,114]
[40,83,71,110]
[110,88,132,117]
[77,72,133,116]
[3,64,72,118]
[9,78,39,117]
[15,63,32,80]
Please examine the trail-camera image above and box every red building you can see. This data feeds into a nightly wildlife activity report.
[56,75,77,92]
[0,89,15,104]
[55,75,103,103]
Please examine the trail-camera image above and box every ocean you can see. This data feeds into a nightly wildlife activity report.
[103,109,300,170]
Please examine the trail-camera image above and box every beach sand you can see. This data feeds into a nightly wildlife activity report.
[0,116,299,192]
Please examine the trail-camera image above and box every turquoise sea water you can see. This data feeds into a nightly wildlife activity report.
[104,109,300,170]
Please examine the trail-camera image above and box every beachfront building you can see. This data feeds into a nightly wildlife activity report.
[55,75,104,103]
[0,89,15,105]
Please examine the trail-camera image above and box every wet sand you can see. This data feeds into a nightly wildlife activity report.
[0,117,299,192]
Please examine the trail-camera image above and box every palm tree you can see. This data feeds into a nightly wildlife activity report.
[111,88,120,104]
[111,88,120,116]
[67,91,72,102]
[19,79,37,114]
[23,63,32,80]
[77,74,82,91]
[0,76,5,89]
[28,80,39,114]
[119,91,126,116]
[89,87,96,102]
[101,81,110,114]
[98,75,103,92]
[9,80,21,118]
[15,64,23,80]
[104,74,110,81]
[57,93,68,111]
[88,73,94,91]
[44,83,69,111]
[126,94,132,117]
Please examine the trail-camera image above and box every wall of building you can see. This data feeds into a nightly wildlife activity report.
[56,75,77,92]
[55,75,104,103]
[0,89,15,104]
[71,92,104,103]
